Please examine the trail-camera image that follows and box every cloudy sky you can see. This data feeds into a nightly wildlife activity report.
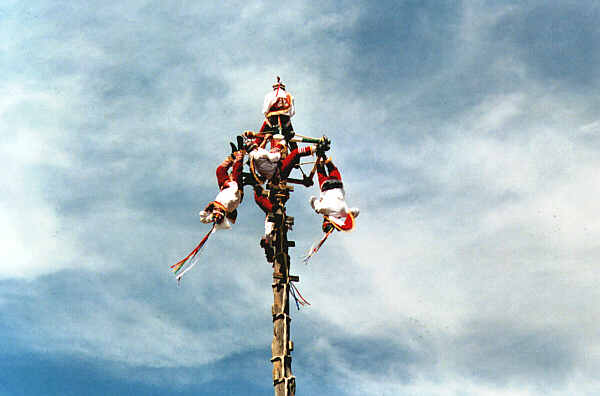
[2,1,600,395]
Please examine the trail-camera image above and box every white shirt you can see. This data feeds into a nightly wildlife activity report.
[250,147,281,180]
[310,188,349,225]
[262,89,295,117]
[214,182,242,213]
[198,182,242,230]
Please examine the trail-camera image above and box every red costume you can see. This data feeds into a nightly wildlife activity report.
[311,158,359,232]
[172,151,245,282]
[199,151,245,230]
[254,186,277,258]
[250,140,316,263]
[304,158,359,262]
[246,135,315,184]
[260,77,295,134]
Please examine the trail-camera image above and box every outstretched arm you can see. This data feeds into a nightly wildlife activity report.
[280,146,315,179]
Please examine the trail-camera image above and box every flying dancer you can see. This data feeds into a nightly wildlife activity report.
[171,141,246,282]
[304,157,359,262]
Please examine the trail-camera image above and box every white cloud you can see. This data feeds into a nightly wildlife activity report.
[27,293,261,368]
[0,83,79,279]
[579,119,600,135]
[293,73,600,392]
[3,2,600,395]
[338,372,600,396]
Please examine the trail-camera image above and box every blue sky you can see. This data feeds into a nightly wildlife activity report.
[2,1,600,395]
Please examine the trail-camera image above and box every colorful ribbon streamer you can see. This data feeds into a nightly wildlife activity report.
[289,281,310,310]
[302,228,334,264]
[170,224,216,283]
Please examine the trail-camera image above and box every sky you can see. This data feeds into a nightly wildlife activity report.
[2,1,600,395]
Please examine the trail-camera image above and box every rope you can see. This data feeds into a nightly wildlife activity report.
[249,156,266,185]
[289,281,310,309]
[293,133,312,139]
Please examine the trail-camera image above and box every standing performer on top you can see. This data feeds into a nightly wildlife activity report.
[304,156,359,262]
[260,77,295,142]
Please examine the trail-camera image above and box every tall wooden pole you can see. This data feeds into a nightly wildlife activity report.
[266,181,297,396]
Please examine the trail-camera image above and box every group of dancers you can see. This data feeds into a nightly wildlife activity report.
[171,78,359,282]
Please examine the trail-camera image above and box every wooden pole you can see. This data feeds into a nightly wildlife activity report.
[266,181,296,396]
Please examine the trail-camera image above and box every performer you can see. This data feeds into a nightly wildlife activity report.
[198,149,245,230]
[171,145,245,283]
[260,76,295,136]
[245,131,320,184]
[253,184,277,263]
[254,183,311,309]
[248,137,330,261]
[304,157,359,262]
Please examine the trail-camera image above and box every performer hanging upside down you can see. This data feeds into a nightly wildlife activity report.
[171,143,246,283]
[246,136,312,255]
[247,137,330,262]
[244,131,321,185]
[253,184,277,263]
[304,157,359,262]
[199,148,245,230]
